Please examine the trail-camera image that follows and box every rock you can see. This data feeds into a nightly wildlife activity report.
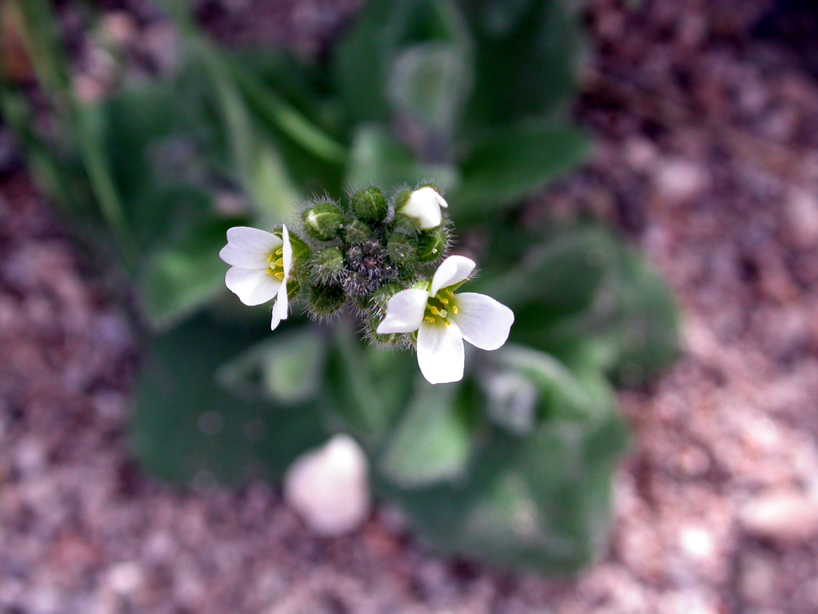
[283,434,370,537]
[738,552,776,605]
[653,157,709,204]
[106,562,144,595]
[787,187,818,248]
[739,490,818,543]
[678,526,716,562]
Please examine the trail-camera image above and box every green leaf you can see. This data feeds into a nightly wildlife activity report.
[334,0,472,127]
[473,226,611,324]
[228,52,348,165]
[196,40,302,222]
[457,0,581,129]
[379,381,472,488]
[483,345,613,434]
[138,214,232,330]
[345,124,459,191]
[479,226,679,383]
[592,246,680,384]
[131,314,328,485]
[387,41,473,140]
[323,323,416,448]
[454,120,590,216]
[216,327,327,404]
[378,353,627,574]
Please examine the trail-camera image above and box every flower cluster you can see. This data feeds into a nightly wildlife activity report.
[219,185,513,384]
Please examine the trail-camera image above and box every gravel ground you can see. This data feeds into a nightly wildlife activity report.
[3,0,818,612]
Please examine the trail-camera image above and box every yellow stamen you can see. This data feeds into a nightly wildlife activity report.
[267,253,274,263]
[445,289,455,299]
[267,267,276,275]
[273,271,285,281]
[424,316,436,323]
[444,321,451,328]
[274,257,284,268]
[275,248,283,256]
[439,298,449,305]
[452,305,458,314]
[429,306,441,316]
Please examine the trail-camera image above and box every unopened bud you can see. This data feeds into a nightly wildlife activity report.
[310,246,345,282]
[351,186,388,223]
[387,232,418,267]
[417,226,449,263]
[286,279,301,301]
[370,283,403,312]
[343,218,370,245]
[302,201,344,241]
[309,283,346,317]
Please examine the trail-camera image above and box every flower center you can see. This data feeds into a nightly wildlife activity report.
[424,288,458,327]
[266,247,286,281]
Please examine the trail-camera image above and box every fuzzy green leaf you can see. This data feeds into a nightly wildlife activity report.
[454,121,589,216]
[378,350,627,574]
[379,381,472,488]
[132,314,327,485]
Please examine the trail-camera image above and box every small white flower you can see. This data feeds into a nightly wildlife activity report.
[376,255,514,384]
[399,186,448,230]
[219,224,292,330]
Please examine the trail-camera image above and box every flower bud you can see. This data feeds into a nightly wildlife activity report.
[417,226,449,263]
[309,283,346,317]
[350,186,388,223]
[302,201,344,241]
[370,282,403,312]
[286,280,301,300]
[343,218,370,245]
[397,186,448,230]
[310,246,345,283]
[386,232,418,267]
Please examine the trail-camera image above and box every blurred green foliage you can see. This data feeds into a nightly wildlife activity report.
[0,0,679,574]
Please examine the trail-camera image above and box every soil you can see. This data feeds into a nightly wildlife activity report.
[2,0,818,612]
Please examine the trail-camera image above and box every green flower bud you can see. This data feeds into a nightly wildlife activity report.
[286,279,301,301]
[417,226,449,263]
[309,283,346,317]
[365,317,408,349]
[310,246,345,283]
[386,232,418,267]
[343,218,370,245]
[302,201,344,241]
[370,282,403,312]
[351,186,388,223]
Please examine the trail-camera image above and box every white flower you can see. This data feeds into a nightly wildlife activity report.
[399,186,448,230]
[219,224,292,330]
[376,255,514,384]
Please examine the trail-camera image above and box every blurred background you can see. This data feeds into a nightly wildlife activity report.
[2,0,818,612]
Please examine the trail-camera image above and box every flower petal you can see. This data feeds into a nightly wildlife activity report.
[453,292,515,351]
[401,187,444,229]
[417,321,465,384]
[225,267,281,306]
[377,289,429,334]
[220,227,281,268]
[281,224,292,277]
[431,255,476,296]
[271,279,289,330]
